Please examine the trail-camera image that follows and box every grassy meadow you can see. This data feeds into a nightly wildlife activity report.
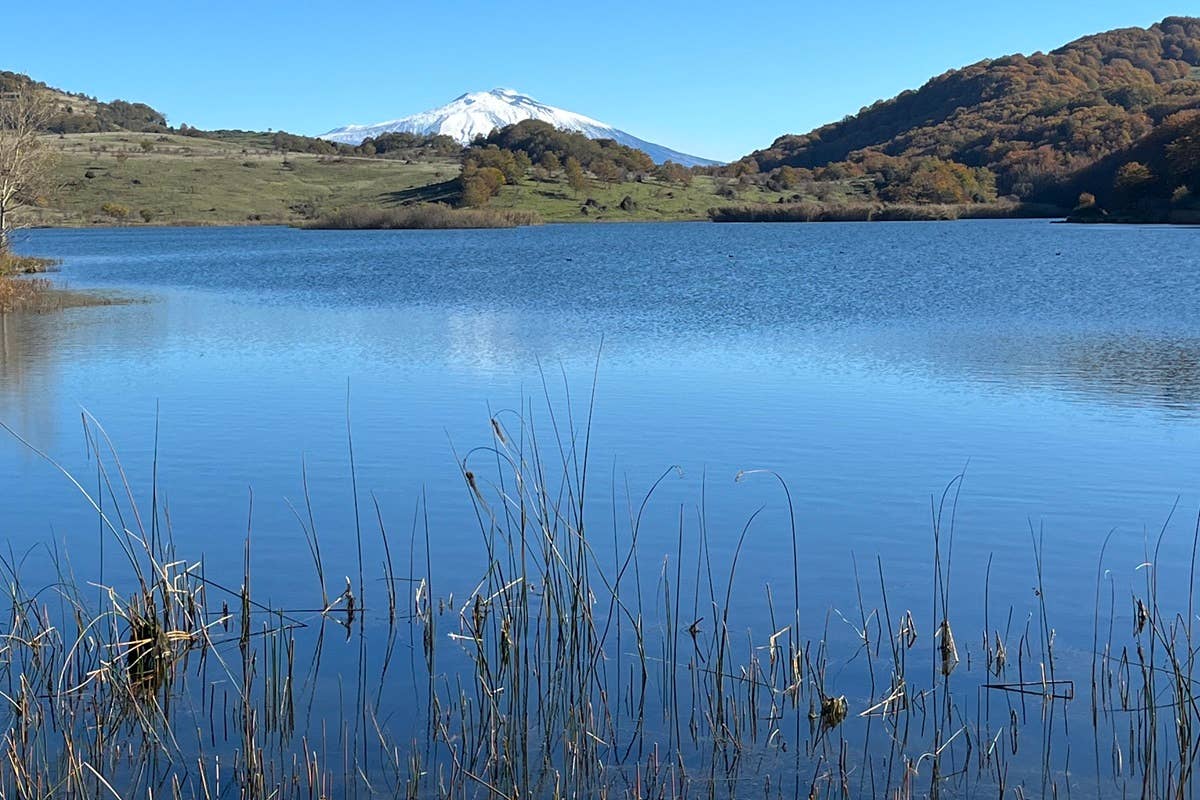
[35,132,461,227]
[487,173,872,222]
[30,131,877,228]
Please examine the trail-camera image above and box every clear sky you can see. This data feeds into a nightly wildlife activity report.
[6,1,1196,161]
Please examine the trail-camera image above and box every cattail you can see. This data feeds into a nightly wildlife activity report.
[937,618,959,676]
[463,468,485,503]
[344,577,356,625]
[1133,597,1148,635]
[820,695,848,729]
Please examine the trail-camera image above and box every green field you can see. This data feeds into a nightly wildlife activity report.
[31,132,872,228]
[36,132,459,227]
[487,173,871,222]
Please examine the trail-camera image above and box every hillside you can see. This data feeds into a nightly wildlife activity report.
[1064,108,1200,222]
[24,130,851,228]
[0,71,168,133]
[29,132,460,227]
[734,17,1200,204]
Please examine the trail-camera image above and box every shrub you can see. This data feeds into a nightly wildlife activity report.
[100,202,130,220]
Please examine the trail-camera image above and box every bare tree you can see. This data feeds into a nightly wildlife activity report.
[0,92,55,253]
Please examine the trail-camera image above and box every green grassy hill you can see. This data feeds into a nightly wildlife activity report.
[29,131,870,227]
[33,132,459,226]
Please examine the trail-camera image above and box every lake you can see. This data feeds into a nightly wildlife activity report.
[3,220,1199,798]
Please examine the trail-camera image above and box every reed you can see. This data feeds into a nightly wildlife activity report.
[0,392,1196,799]
[0,252,123,313]
[301,203,543,230]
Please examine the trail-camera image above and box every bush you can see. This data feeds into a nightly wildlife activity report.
[100,202,130,220]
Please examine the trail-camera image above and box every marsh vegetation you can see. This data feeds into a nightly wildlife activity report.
[2,394,1198,799]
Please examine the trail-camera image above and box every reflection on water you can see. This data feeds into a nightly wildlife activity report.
[11,220,1200,408]
[1062,335,1200,410]
[0,219,1195,603]
[7,299,1200,419]
[0,311,59,445]
[838,326,1200,413]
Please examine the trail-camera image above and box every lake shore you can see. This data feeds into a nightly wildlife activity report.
[25,205,1070,233]
[1065,208,1200,225]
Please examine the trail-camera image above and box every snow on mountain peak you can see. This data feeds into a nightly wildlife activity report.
[319,89,719,167]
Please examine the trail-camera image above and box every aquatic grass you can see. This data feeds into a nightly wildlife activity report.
[0,276,117,314]
[0,252,129,314]
[0,254,58,276]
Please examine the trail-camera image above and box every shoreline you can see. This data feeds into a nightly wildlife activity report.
[27,210,1200,232]
[28,212,1067,233]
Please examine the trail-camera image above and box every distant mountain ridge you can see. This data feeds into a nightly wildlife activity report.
[736,16,1200,201]
[320,89,720,167]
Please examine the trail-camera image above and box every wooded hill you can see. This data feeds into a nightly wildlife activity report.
[0,71,168,134]
[731,17,1200,216]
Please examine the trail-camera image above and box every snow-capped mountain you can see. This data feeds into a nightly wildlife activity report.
[320,89,720,167]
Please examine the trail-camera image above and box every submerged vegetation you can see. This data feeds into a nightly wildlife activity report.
[2,395,1200,798]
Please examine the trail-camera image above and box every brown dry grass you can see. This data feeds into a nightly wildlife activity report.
[304,203,542,229]
[0,251,121,313]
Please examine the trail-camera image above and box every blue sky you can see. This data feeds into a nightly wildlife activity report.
[7,1,1195,160]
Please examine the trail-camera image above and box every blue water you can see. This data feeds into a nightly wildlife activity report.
[5,222,1198,599]
[3,220,1199,794]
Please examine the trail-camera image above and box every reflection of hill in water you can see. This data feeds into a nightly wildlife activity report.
[0,313,59,443]
[4,292,1200,433]
[0,302,165,446]
[1059,337,1200,411]
[13,220,1200,417]
[844,327,1200,414]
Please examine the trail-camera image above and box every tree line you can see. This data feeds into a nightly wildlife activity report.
[456,120,695,206]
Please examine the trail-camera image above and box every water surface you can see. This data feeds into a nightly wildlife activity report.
[3,220,1199,796]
